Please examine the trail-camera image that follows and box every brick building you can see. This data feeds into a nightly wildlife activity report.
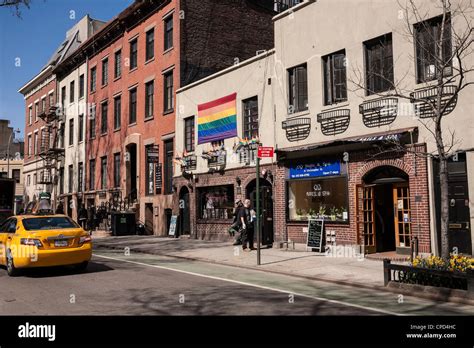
[18,15,105,211]
[57,0,276,235]
[174,0,474,257]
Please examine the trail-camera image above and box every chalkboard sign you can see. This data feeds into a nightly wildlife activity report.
[307,219,324,252]
[169,215,178,237]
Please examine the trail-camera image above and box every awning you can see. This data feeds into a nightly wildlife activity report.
[276,127,418,157]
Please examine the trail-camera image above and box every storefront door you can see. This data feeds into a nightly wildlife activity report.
[248,179,274,246]
[393,183,412,251]
[356,185,376,254]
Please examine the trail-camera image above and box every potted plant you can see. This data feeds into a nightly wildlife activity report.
[295,208,305,220]
[330,207,337,221]
[317,205,327,219]
[307,208,316,219]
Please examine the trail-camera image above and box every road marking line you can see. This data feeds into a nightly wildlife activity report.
[94,253,402,316]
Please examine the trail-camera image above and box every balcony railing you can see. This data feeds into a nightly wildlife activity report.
[282,117,311,142]
[410,85,457,119]
[274,0,304,12]
[202,150,227,169]
[359,98,398,128]
[38,106,61,123]
[317,109,350,136]
[181,155,197,171]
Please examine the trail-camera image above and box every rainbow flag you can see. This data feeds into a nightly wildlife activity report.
[198,93,237,144]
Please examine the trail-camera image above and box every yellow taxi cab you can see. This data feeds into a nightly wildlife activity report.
[0,214,92,276]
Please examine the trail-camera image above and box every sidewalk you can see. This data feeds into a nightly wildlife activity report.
[93,235,390,289]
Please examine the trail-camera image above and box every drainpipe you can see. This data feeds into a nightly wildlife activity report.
[409,129,420,256]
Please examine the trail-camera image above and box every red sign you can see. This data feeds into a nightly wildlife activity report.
[257,146,274,158]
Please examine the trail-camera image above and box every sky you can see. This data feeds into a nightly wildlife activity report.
[0,0,134,140]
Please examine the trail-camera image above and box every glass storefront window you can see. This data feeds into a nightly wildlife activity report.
[198,185,234,220]
[288,177,349,223]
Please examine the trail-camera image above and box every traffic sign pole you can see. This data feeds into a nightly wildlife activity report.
[256,156,261,266]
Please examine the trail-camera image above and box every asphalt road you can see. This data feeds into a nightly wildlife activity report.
[0,252,378,316]
[0,249,472,316]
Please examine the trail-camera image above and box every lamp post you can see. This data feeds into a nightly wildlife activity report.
[7,128,21,178]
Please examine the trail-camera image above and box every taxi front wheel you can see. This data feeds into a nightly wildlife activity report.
[6,250,20,277]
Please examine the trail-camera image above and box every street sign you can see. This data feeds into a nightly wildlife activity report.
[257,146,274,158]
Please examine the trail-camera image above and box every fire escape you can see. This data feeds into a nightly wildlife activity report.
[38,106,64,191]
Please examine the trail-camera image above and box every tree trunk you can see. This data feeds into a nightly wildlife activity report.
[438,157,450,259]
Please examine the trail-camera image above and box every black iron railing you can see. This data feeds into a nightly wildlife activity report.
[383,259,474,291]
[274,0,304,12]
[317,109,350,136]
[359,98,398,128]
[282,117,311,142]
[410,85,457,118]
[205,150,227,168]
[181,155,197,171]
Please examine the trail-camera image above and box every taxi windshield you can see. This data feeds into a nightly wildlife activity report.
[22,217,79,231]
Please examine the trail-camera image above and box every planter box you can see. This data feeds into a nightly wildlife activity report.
[383,259,474,292]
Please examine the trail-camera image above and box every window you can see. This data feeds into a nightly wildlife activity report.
[33,132,38,155]
[90,67,97,92]
[59,123,64,148]
[27,135,32,155]
[89,104,96,139]
[61,86,66,115]
[364,34,394,95]
[130,39,138,70]
[323,50,347,105]
[145,145,155,196]
[78,162,83,193]
[68,165,73,193]
[164,139,173,195]
[27,175,30,186]
[69,118,74,146]
[59,167,64,194]
[288,64,308,113]
[33,173,37,185]
[114,50,122,78]
[100,156,107,190]
[129,88,137,124]
[89,159,95,191]
[164,71,174,112]
[102,58,109,86]
[41,98,46,113]
[28,106,32,124]
[415,14,452,83]
[34,102,39,121]
[79,74,85,98]
[243,96,259,139]
[164,15,173,51]
[114,96,121,130]
[12,169,20,184]
[23,217,78,231]
[198,185,234,220]
[114,153,121,188]
[145,80,154,119]
[101,101,108,134]
[146,28,155,61]
[78,114,84,142]
[48,93,54,109]
[184,116,195,152]
[70,80,75,103]
[288,177,349,223]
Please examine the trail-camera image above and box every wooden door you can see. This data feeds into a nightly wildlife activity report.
[393,183,411,248]
[356,185,376,254]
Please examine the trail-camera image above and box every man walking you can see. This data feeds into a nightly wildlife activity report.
[239,199,255,251]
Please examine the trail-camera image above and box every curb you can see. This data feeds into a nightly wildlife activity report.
[94,242,474,307]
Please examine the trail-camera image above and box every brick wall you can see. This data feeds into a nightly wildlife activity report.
[180,0,275,86]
